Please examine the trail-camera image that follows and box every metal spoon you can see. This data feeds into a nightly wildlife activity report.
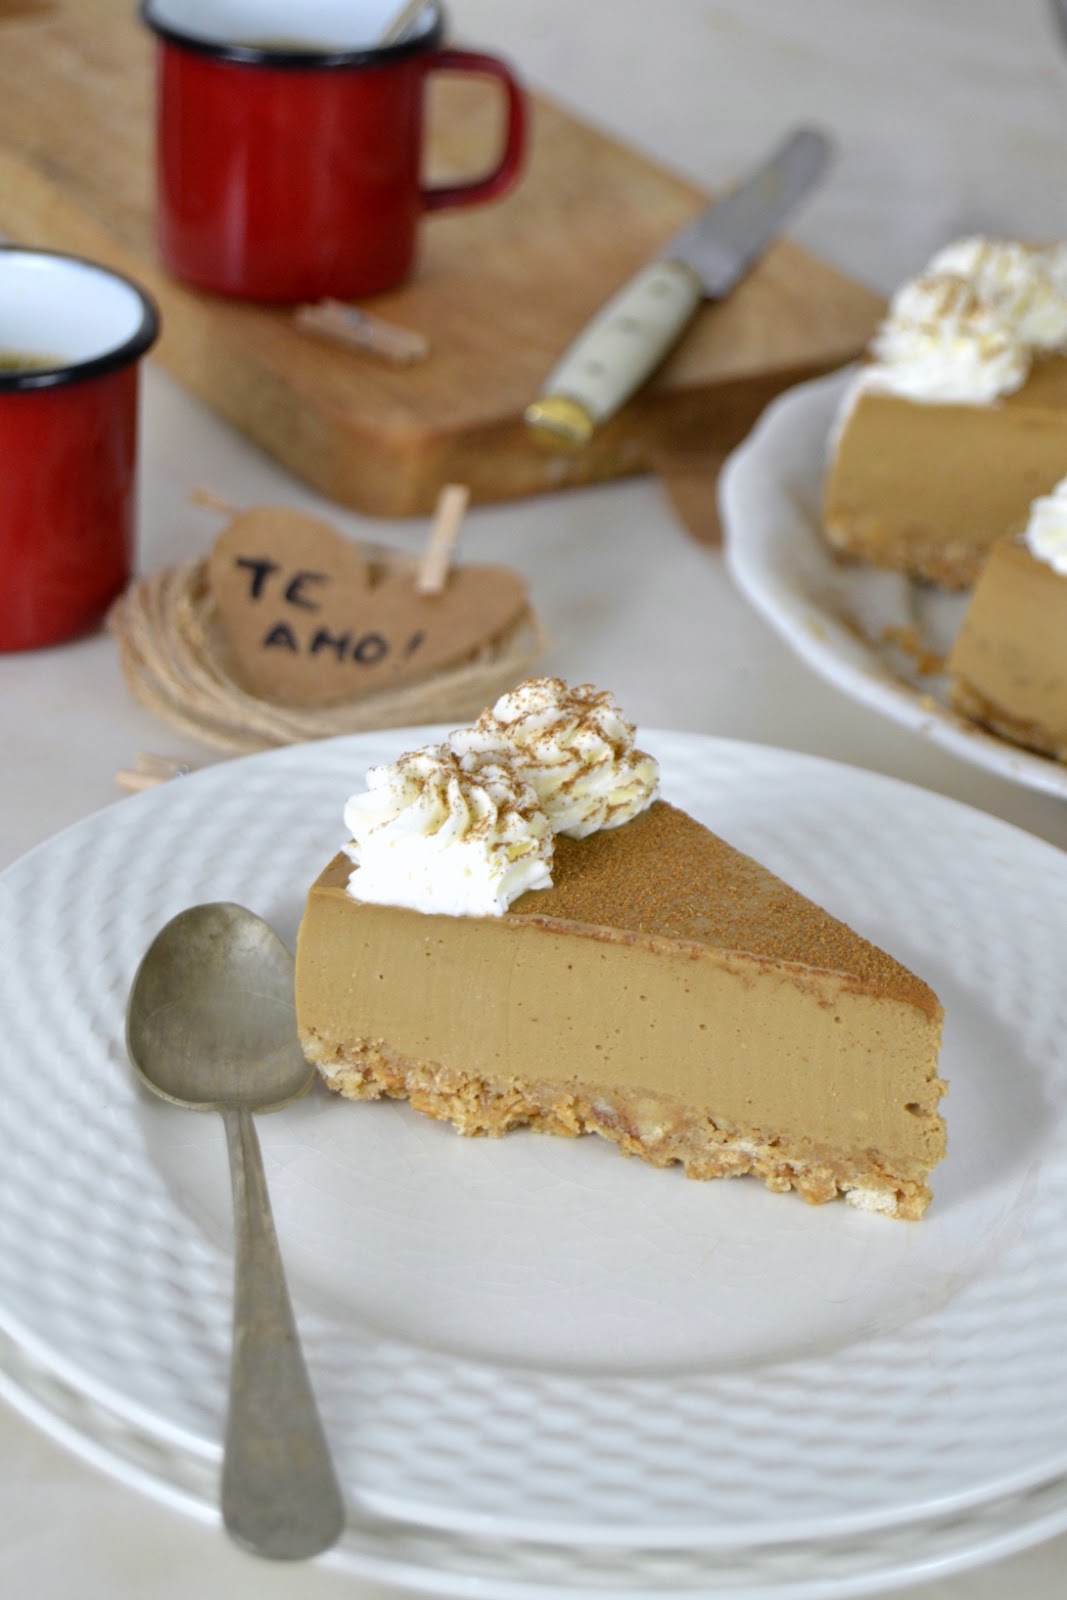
[126,901,345,1560]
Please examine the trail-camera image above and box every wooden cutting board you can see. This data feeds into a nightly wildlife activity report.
[0,0,882,516]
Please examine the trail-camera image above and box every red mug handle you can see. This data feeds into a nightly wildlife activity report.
[420,48,527,212]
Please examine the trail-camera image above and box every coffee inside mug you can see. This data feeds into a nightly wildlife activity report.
[0,250,158,388]
[145,0,441,54]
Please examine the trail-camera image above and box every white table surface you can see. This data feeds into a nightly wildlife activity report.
[3,0,1067,1594]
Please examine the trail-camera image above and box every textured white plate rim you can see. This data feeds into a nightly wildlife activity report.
[3,730,1067,1553]
[718,367,1067,801]
[4,1320,1067,1600]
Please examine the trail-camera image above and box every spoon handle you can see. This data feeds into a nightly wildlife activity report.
[220,1105,345,1559]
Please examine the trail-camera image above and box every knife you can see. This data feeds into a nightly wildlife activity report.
[524,127,834,446]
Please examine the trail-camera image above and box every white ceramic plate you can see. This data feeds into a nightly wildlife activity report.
[6,1320,1067,1600]
[3,732,1067,1586]
[720,367,1067,800]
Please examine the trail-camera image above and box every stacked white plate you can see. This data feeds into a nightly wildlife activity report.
[3,732,1067,1597]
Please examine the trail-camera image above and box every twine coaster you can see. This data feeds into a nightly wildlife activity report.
[109,551,547,755]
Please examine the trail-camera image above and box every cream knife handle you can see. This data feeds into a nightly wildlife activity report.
[526,259,703,445]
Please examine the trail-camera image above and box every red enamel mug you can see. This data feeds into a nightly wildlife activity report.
[140,0,528,303]
[0,248,159,654]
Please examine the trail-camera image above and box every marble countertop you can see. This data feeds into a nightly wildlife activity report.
[3,0,1067,1595]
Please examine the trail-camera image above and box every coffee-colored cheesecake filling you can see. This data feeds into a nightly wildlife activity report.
[949,537,1067,757]
[825,356,1067,589]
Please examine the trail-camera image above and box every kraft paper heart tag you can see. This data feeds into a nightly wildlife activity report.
[207,505,529,709]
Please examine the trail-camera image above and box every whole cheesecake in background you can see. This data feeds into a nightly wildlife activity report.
[824,237,1067,588]
[296,679,947,1218]
[948,475,1067,759]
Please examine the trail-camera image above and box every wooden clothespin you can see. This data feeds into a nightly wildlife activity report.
[294,299,429,365]
[191,485,241,518]
[417,484,471,595]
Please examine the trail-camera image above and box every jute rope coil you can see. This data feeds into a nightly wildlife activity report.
[109,554,547,755]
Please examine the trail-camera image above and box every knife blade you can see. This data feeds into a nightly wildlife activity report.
[524,127,834,446]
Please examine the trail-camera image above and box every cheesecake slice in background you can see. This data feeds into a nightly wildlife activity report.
[948,475,1067,760]
[825,238,1067,589]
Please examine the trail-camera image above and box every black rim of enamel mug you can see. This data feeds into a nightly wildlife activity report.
[0,247,160,394]
[139,1,446,69]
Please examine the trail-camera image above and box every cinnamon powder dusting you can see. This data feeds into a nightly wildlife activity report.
[509,802,939,1017]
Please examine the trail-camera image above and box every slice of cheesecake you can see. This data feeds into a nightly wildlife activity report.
[824,238,1067,589]
[825,354,1067,589]
[948,471,1067,760]
[296,798,947,1219]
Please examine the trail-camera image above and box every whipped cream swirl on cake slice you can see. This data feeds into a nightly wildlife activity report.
[926,236,1067,352]
[1023,472,1067,575]
[343,743,553,916]
[450,677,660,839]
[867,273,1028,404]
[846,234,1067,420]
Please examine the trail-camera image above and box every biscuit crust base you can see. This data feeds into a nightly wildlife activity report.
[950,675,1067,763]
[301,1030,934,1220]
[823,514,983,589]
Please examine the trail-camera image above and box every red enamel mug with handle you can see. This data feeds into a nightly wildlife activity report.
[0,248,159,654]
[140,0,527,303]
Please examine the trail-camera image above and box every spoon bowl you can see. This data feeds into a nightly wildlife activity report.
[127,901,344,1561]
[127,901,315,1111]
